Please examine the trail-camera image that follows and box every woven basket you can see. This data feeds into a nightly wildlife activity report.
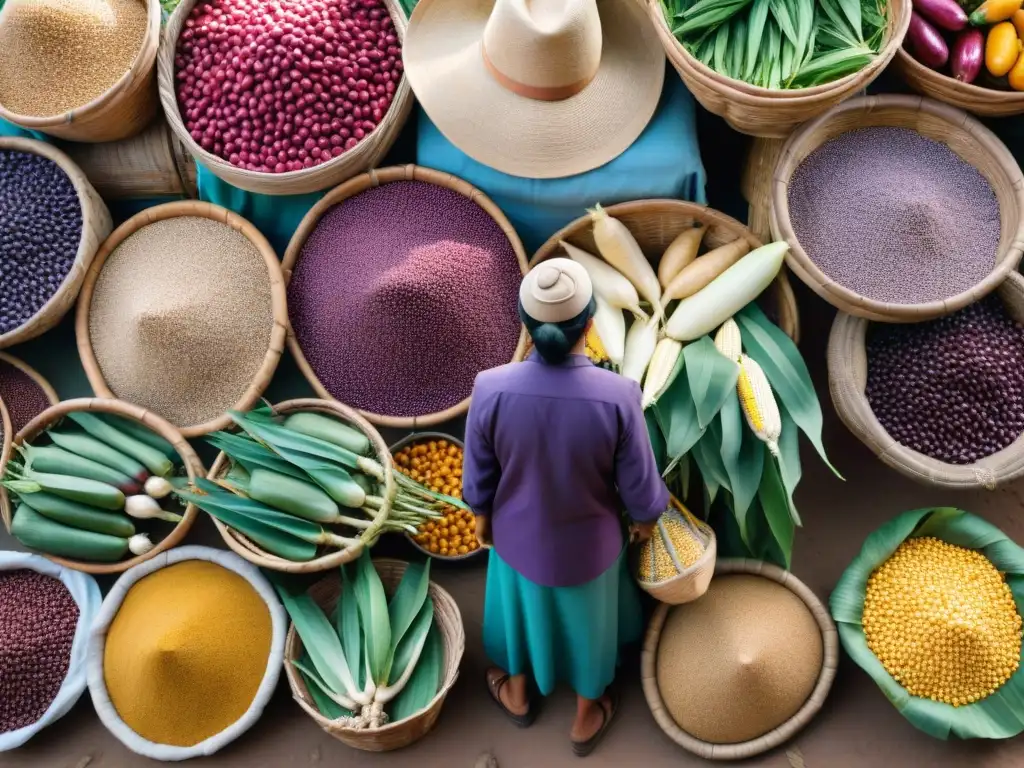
[157,0,413,195]
[741,137,787,244]
[828,271,1024,490]
[283,165,530,428]
[532,199,800,344]
[284,558,466,752]
[0,138,113,350]
[635,496,716,605]
[771,94,1024,322]
[0,0,160,142]
[207,398,396,573]
[58,118,198,200]
[641,558,839,760]
[389,432,485,564]
[894,50,1024,117]
[0,396,11,491]
[647,0,911,138]
[0,398,204,575]
[74,200,289,438]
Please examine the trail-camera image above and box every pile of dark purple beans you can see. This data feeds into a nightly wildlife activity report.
[866,296,1024,465]
[0,569,79,734]
[0,150,82,337]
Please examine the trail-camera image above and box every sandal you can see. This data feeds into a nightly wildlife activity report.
[571,687,620,757]
[486,669,536,728]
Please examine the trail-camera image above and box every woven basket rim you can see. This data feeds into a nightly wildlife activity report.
[826,272,1024,490]
[0,351,61,411]
[646,0,911,102]
[283,558,467,743]
[635,511,717,590]
[156,0,412,193]
[894,49,1024,111]
[641,558,839,760]
[0,137,113,350]
[0,0,160,129]
[0,397,205,575]
[771,94,1024,321]
[282,164,530,428]
[0,397,11,510]
[73,199,289,438]
[531,198,800,344]
[206,398,396,573]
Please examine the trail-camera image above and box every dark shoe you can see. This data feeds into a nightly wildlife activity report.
[486,669,536,728]
[571,688,620,757]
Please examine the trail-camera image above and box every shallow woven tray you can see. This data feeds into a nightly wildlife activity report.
[828,271,1024,490]
[532,199,800,344]
[0,138,113,349]
[770,94,1024,322]
[0,398,205,575]
[0,0,160,142]
[646,0,910,138]
[283,164,530,428]
[74,200,289,437]
[157,0,413,195]
[206,398,396,573]
[284,558,466,752]
[642,558,839,760]
[894,49,1024,118]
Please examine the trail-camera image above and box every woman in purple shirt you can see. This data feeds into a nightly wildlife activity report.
[463,258,669,756]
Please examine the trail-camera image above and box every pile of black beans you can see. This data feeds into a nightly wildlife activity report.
[866,296,1024,465]
[0,150,82,336]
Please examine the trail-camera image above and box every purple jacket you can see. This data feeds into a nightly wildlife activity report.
[463,351,669,587]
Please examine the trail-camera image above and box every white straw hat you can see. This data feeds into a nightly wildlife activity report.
[404,0,665,179]
[520,258,593,323]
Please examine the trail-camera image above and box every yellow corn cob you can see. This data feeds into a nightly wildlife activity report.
[638,510,706,582]
[737,354,781,456]
[641,337,683,409]
[584,325,609,364]
[714,318,742,362]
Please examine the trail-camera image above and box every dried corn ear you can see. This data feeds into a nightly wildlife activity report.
[714,318,742,362]
[584,324,610,364]
[642,337,683,409]
[737,354,781,456]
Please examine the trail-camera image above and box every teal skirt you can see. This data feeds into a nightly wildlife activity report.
[482,547,643,701]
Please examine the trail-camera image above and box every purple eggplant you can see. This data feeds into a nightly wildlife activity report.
[951,28,985,81]
[907,12,951,68]
[912,0,969,30]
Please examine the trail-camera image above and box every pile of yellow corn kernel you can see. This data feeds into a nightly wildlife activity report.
[393,438,480,558]
[639,514,705,582]
[862,536,1022,707]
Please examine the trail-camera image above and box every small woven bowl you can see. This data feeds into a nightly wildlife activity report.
[894,49,1024,118]
[284,558,466,752]
[74,200,289,438]
[828,271,1024,490]
[642,558,839,760]
[87,545,287,761]
[635,496,717,606]
[389,432,485,564]
[0,138,112,349]
[206,398,397,574]
[0,351,60,435]
[770,94,1024,322]
[283,165,530,428]
[0,398,204,575]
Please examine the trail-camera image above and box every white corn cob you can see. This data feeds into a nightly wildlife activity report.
[737,354,781,456]
[621,315,660,383]
[714,318,743,362]
[642,337,683,408]
[593,296,626,369]
[589,204,664,321]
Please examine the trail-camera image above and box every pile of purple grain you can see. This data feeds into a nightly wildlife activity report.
[0,357,53,434]
[288,180,523,417]
[0,150,82,337]
[0,569,79,734]
[865,296,1024,464]
[787,127,1001,306]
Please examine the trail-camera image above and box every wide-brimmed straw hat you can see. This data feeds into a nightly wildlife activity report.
[403,0,665,179]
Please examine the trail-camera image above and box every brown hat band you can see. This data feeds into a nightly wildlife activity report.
[481,44,594,102]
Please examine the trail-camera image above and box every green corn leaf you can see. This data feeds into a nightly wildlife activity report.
[388,597,435,686]
[679,452,692,498]
[793,0,813,64]
[777,404,802,515]
[713,21,731,76]
[756,17,777,87]
[781,35,796,80]
[745,0,771,79]
[692,422,731,500]
[275,585,357,698]
[646,408,669,476]
[768,41,782,88]
[684,336,741,430]
[757,443,796,568]
[718,389,764,541]
[735,304,842,478]
[230,409,367,472]
[817,0,858,42]
[389,560,431,658]
[836,0,863,40]
[206,432,309,482]
[791,48,874,86]
[681,0,748,19]
[770,0,799,45]
[654,363,705,463]
[354,551,391,686]
[389,622,443,722]
[747,497,790,567]
[337,565,365,691]
[731,15,747,79]
[294,656,352,719]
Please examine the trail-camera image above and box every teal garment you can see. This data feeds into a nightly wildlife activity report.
[416,64,708,254]
[483,545,642,701]
[0,117,47,141]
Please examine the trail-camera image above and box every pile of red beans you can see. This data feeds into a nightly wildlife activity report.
[173,0,402,173]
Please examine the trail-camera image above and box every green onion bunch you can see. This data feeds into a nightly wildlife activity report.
[662,0,888,89]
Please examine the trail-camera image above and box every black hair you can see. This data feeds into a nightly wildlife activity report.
[519,297,597,365]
